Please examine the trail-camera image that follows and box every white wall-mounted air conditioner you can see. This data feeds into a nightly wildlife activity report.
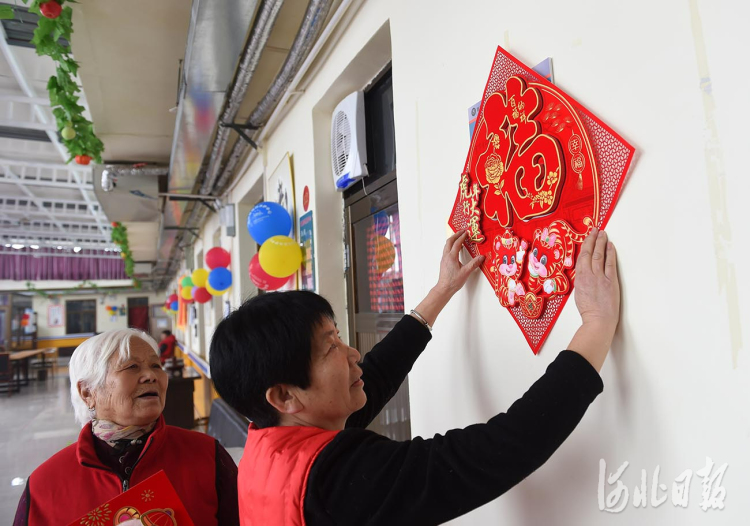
[331,91,368,191]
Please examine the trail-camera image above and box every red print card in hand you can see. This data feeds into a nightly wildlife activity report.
[449,47,634,354]
[66,470,194,526]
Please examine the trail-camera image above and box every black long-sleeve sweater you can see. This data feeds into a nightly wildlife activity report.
[304,315,603,525]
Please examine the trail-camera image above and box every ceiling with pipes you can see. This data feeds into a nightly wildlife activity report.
[0,0,340,289]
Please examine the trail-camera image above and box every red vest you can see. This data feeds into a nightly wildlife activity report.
[239,424,339,526]
[28,415,219,525]
[161,334,177,362]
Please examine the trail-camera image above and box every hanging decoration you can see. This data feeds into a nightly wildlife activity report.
[205,247,231,270]
[191,268,209,288]
[110,222,140,288]
[23,0,105,164]
[247,202,293,245]
[249,254,291,291]
[208,267,232,292]
[193,287,212,304]
[258,235,302,278]
[448,46,634,354]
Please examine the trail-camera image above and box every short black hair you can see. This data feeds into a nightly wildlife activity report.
[209,291,335,428]
[161,330,172,336]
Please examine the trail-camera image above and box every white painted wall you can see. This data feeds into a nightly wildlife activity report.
[194,0,749,522]
[31,291,159,337]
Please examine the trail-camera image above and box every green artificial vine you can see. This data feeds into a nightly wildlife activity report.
[21,0,104,164]
[110,222,140,288]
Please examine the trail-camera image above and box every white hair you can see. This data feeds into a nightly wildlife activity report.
[69,328,160,426]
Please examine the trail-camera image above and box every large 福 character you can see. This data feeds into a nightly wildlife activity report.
[490,230,527,307]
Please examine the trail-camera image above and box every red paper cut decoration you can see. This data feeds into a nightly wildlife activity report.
[449,47,634,354]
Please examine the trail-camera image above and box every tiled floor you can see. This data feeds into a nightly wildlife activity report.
[0,369,79,522]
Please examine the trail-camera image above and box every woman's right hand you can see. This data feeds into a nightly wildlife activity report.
[567,228,621,372]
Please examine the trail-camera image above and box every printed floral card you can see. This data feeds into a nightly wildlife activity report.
[66,470,194,526]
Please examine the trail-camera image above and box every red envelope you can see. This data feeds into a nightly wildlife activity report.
[66,470,194,526]
[449,47,635,354]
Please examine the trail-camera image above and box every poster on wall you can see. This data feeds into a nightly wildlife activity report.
[299,210,316,292]
[449,46,635,355]
[267,152,297,291]
[48,304,64,328]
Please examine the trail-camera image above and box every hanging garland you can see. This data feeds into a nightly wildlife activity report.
[109,222,139,287]
[23,0,104,164]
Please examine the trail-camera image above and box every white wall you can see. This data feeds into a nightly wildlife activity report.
[32,291,159,337]
[199,0,749,523]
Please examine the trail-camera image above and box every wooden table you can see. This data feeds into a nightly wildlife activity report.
[10,348,55,387]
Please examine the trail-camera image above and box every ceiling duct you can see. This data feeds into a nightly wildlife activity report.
[101,164,168,193]
[213,0,335,195]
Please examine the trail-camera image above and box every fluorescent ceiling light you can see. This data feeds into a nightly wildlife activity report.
[11,244,24,249]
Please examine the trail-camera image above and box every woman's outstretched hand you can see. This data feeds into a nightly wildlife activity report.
[568,228,621,372]
[435,229,486,296]
[411,229,485,328]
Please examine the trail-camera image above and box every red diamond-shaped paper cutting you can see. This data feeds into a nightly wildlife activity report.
[449,47,635,354]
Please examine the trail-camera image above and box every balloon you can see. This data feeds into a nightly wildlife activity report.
[20,319,28,327]
[170,301,178,311]
[258,235,302,278]
[247,202,292,245]
[206,282,228,296]
[111,306,118,312]
[191,286,199,298]
[191,268,209,288]
[208,267,232,291]
[181,287,194,301]
[168,293,178,304]
[193,287,212,304]
[181,276,193,288]
[205,247,231,269]
[374,235,396,273]
[249,254,291,291]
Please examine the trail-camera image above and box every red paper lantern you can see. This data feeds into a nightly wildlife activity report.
[167,293,178,304]
[205,247,231,269]
[193,287,212,304]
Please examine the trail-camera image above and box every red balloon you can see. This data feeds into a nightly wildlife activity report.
[205,247,231,269]
[167,293,178,303]
[248,254,291,291]
[193,287,212,304]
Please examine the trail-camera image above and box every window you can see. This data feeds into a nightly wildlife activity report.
[66,299,96,334]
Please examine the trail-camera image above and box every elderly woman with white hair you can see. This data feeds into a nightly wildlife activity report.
[13,328,239,526]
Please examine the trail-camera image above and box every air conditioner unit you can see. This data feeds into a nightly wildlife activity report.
[331,91,368,191]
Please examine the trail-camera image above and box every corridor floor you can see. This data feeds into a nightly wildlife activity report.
[0,370,79,522]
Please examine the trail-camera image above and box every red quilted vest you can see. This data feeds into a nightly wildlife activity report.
[238,424,339,526]
[28,415,219,525]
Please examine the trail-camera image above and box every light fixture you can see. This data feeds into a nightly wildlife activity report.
[30,244,39,250]
[56,246,62,250]
[11,477,25,487]
[11,244,24,250]
[4,243,10,248]
[73,246,82,253]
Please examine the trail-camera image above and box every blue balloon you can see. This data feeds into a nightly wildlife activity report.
[247,201,292,245]
[170,301,179,311]
[208,267,232,291]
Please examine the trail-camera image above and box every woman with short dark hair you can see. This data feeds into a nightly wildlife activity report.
[210,228,620,525]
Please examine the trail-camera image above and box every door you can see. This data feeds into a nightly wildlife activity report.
[127,297,150,332]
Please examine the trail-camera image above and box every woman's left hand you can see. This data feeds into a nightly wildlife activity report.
[435,229,486,297]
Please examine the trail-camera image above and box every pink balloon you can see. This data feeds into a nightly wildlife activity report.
[249,254,291,291]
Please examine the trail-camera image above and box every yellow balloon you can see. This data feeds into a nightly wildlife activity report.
[374,235,396,273]
[191,268,209,288]
[206,282,229,296]
[181,287,193,300]
[259,235,302,278]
